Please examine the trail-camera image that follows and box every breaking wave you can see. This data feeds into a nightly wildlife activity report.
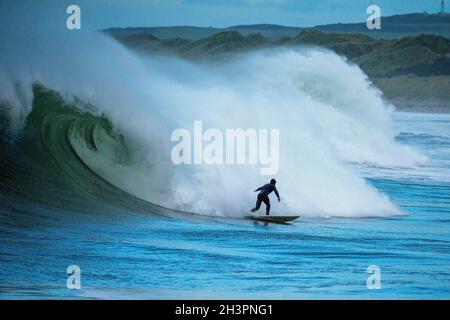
[0,28,427,218]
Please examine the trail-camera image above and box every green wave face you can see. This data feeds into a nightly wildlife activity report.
[0,86,174,216]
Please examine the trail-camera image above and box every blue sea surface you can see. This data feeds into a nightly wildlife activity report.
[0,111,449,299]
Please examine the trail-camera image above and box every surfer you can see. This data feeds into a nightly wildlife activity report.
[251,179,280,215]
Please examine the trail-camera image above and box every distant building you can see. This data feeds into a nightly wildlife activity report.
[441,0,445,14]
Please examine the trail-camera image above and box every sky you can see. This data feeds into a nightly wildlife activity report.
[0,0,446,31]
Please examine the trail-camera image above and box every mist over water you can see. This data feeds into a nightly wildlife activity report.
[0,24,427,218]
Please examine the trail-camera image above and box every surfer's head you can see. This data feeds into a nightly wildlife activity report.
[270,179,276,185]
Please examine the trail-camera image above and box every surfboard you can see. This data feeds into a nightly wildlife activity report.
[245,214,300,224]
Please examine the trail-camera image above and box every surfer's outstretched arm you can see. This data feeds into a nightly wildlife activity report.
[254,186,263,192]
[274,187,281,202]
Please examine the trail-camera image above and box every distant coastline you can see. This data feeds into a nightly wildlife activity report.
[104,13,450,40]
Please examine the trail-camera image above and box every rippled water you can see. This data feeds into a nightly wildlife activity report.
[1,111,449,299]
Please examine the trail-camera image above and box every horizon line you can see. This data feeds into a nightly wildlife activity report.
[100,11,447,31]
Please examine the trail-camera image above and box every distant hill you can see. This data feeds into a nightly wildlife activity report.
[278,29,381,59]
[104,26,223,41]
[353,34,450,77]
[178,31,269,58]
[226,24,301,39]
[276,29,450,78]
[104,24,300,41]
[315,13,450,38]
[104,12,450,41]
[113,31,270,58]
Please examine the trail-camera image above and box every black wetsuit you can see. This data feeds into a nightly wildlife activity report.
[251,183,280,215]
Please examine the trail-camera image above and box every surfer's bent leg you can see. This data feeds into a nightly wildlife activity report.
[251,194,263,212]
[262,196,271,215]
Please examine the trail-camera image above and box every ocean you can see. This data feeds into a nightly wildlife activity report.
[0,31,449,299]
[0,110,449,299]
